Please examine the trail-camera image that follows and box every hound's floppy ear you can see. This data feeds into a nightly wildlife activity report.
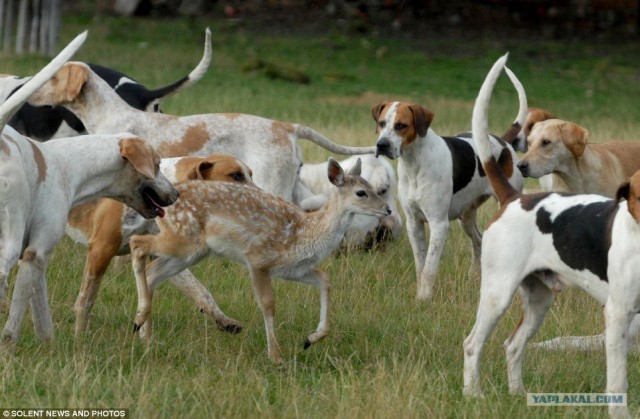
[559,121,589,158]
[347,158,362,177]
[409,104,434,138]
[61,63,89,102]
[371,102,389,124]
[616,181,630,203]
[120,138,156,179]
[327,157,345,187]
[192,161,215,180]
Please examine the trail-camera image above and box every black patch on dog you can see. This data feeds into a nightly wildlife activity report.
[8,102,86,139]
[442,136,481,194]
[7,64,190,141]
[535,200,618,281]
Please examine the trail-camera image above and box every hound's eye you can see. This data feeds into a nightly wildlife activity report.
[541,139,551,146]
[377,188,388,196]
[394,123,407,131]
[356,190,368,198]
[378,121,386,129]
[231,172,245,181]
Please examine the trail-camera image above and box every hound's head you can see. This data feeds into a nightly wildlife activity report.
[27,62,90,107]
[616,170,640,222]
[511,107,557,152]
[516,118,589,178]
[0,74,29,103]
[170,154,255,185]
[117,137,179,219]
[371,101,434,160]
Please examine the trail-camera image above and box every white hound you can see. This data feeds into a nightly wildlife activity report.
[0,32,178,347]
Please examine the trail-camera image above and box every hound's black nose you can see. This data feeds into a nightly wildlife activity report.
[376,139,392,159]
[517,161,530,177]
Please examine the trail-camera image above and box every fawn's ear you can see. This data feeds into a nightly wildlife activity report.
[347,158,362,177]
[328,157,345,187]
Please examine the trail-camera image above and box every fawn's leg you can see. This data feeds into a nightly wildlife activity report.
[249,267,282,364]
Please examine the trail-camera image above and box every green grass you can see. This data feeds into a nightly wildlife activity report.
[1,14,639,418]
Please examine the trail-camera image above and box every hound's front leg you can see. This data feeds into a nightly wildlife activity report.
[605,298,634,419]
[1,249,47,346]
[30,268,54,341]
[404,213,428,299]
[418,219,449,300]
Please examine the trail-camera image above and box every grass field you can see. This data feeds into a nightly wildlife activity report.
[1,13,640,418]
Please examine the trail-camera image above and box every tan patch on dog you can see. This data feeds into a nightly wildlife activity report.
[0,139,10,156]
[596,142,640,177]
[68,200,100,236]
[394,105,420,146]
[27,139,47,183]
[157,123,210,157]
[271,121,295,147]
[222,113,242,121]
[558,121,589,158]
[120,138,158,179]
[173,154,253,183]
[621,171,640,221]
[63,64,89,102]
[22,249,37,262]
[497,147,514,179]
[524,107,556,136]
[396,103,434,147]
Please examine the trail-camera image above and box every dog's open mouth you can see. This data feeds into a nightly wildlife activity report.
[142,187,166,218]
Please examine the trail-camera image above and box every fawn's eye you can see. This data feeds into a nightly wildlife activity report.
[541,139,551,146]
[356,190,368,198]
[394,123,407,131]
[377,188,387,196]
[231,172,245,181]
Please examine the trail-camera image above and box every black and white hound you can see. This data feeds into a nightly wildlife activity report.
[1,28,211,141]
[463,53,637,418]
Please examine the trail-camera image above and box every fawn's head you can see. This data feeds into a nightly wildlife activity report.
[327,157,392,219]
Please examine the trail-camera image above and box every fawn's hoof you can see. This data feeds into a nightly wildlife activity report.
[303,339,311,350]
[132,323,141,333]
[215,320,243,334]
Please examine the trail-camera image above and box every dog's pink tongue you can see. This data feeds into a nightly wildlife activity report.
[146,193,166,218]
